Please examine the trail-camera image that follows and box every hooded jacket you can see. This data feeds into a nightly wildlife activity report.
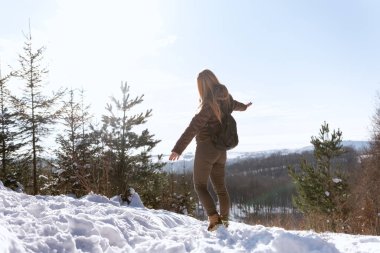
[171,84,248,155]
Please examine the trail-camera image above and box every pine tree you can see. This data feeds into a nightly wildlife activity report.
[54,89,92,196]
[77,89,93,173]
[288,122,349,232]
[0,64,23,183]
[11,28,65,194]
[101,82,165,203]
[87,122,112,195]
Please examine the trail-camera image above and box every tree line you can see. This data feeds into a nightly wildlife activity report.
[0,29,195,215]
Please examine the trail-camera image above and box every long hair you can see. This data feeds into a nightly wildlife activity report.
[197,69,229,122]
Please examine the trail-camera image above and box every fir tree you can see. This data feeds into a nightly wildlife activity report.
[77,89,93,173]
[11,28,65,194]
[54,89,92,196]
[0,64,22,182]
[101,82,165,203]
[87,122,112,195]
[288,122,349,232]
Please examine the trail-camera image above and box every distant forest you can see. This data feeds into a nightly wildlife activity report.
[227,147,358,208]
[175,146,359,221]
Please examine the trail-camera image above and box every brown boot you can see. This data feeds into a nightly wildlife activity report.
[220,215,229,228]
[207,213,222,231]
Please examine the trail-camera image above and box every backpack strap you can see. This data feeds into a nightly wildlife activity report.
[219,96,233,119]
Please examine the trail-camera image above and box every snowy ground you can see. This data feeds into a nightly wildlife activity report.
[1,182,379,253]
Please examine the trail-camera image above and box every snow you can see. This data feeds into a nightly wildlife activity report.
[0,182,379,253]
[332,178,343,183]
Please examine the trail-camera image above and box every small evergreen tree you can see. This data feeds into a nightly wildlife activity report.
[87,122,112,195]
[11,28,65,194]
[77,89,93,175]
[0,65,23,183]
[54,89,92,196]
[101,82,165,204]
[288,122,349,232]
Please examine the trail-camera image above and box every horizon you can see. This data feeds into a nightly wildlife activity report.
[159,140,369,161]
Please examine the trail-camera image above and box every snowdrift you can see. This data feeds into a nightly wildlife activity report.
[0,181,379,253]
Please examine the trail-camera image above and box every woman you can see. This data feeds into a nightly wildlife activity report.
[169,69,252,231]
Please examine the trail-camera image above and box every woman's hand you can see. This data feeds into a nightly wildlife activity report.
[169,151,180,161]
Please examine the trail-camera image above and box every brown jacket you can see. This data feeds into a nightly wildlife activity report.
[172,87,248,155]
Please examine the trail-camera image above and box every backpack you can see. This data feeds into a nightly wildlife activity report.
[208,104,239,151]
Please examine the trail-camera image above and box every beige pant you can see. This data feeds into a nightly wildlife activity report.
[193,139,230,217]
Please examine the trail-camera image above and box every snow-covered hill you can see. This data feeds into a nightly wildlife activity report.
[0,182,379,253]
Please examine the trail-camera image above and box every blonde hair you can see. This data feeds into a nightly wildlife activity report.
[197,69,229,122]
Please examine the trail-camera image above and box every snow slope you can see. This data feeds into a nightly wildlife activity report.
[0,182,379,253]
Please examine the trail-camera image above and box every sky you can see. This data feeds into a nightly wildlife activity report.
[0,0,379,156]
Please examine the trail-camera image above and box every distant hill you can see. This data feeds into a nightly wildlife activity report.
[163,140,369,173]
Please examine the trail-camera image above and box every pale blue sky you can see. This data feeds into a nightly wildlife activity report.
[0,0,379,155]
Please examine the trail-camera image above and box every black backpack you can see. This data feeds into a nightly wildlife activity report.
[209,103,239,151]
